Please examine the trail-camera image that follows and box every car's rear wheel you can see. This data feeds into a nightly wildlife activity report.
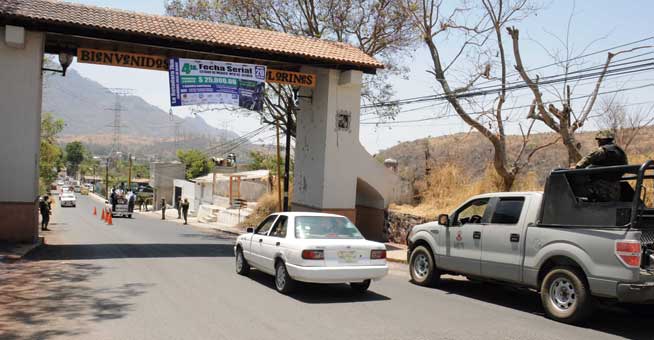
[235,248,250,276]
[274,261,295,294]
[540,266,593,324]
[409,245,440,286]
[350,279,371,294]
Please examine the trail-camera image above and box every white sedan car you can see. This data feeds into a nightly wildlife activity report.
[60,192,76,207]
[234,212,388,294]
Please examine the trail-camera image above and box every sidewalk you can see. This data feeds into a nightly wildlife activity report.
[0,237,43,261]
[385,242,408,264]
[136,208,245,236]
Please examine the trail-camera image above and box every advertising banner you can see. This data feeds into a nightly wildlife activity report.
[169,58,266,110]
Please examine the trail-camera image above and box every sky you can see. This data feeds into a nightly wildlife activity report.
[63,0,654,153]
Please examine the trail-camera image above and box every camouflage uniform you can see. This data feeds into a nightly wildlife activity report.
[575,131,628,202]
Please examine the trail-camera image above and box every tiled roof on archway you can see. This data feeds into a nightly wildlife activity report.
[0,0,384,72]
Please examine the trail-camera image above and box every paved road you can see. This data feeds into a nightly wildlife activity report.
[1,195,650,340]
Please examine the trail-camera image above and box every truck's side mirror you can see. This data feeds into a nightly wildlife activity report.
[246,227,254,233]
[438,214,449,226]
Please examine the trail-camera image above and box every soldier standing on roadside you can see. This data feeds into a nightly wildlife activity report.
[161,198,166,220]
[574,130,628,201]
[181,198,190,225]
[39,195,51,231]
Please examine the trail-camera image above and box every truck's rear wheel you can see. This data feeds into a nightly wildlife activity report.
[540,266,593,324]
[409,245,440,286]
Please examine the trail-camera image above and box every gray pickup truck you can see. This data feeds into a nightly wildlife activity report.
[407,161,654,323]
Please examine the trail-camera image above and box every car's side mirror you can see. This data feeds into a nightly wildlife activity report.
[438,214,450,226]
[105,200,109,204]
[246,227,254,233]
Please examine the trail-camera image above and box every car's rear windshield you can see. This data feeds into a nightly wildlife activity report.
[295,216,364,239]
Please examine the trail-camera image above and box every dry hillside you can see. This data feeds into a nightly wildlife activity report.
[377,127,654,218]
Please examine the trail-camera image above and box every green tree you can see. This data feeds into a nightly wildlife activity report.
[248,151,293,175]
[39,112,64,193]
[65,141,86,177]
[177,149,211,179]
[79,150,100,179]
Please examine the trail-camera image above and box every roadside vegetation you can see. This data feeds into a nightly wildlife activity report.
[39,112,65,194]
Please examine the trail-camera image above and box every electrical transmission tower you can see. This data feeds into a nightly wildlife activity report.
[105,88,133,156]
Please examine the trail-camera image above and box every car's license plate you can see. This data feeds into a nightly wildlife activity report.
[337,250,358,263]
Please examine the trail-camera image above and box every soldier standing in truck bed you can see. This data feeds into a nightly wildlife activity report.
[575,130,628,201]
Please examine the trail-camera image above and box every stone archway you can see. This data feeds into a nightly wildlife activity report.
[355,177,386,241]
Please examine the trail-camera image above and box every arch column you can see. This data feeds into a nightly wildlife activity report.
[0,27,44,243]
[292,66,401,240]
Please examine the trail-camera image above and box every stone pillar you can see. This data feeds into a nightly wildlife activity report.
[292,67,403,241]
[0,27,45,243]
[292,67,363,222]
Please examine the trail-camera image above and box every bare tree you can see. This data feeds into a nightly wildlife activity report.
[597,96,654,152]
[506,10,653,165]
[166,0,418,137]
[403,0,555,190]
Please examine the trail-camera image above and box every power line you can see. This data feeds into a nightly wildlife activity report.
[361,82,654,125]
[360,37,654,111]
[361,56,654,110]
[361,66,654,123]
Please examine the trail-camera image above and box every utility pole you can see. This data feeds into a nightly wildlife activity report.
[283,105,292,212]
[275,119,283,212]
[105,158,109,199]
[128,153,132,191]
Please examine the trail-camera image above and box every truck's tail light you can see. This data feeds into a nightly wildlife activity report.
[615,240,641,268]
[301,249,324,260]
[371,249,386,260]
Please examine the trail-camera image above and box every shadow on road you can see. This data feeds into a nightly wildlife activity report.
[26,243,235,261]
[429,277,651,340]
[0,260,151,339]
[178,231,237,242]
[246,270,391,304]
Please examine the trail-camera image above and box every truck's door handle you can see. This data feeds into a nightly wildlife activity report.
[473,231,481,239]
[510,233,520,242]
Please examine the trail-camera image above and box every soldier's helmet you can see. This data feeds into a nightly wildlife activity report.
[595,130,615,140]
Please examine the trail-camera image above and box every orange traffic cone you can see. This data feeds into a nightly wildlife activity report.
[93,206,97,216]
[107,212,113,225]
[101,208,106,221]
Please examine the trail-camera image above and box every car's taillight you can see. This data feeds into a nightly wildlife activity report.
[371,249,386,260]
[615,240,641,268]
[301,249,324,260]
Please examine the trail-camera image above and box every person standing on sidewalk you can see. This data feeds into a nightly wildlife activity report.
[176,197,182,219]
[181,198,190,225]
[39,195,51,231]
[161,198,166,220]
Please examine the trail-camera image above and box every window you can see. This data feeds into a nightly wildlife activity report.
[269,215,288,238]
[453,198,490,225]
[255,215,277,235]
[295,216,364,239]
[491,198,525,224]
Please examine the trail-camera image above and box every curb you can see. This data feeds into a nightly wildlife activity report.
[133,209,245,237]
[386,257,408,264]
[0,237,44,262]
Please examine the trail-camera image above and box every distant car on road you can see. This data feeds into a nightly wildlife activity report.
[234,212,388,294]
[60,192,76,207]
